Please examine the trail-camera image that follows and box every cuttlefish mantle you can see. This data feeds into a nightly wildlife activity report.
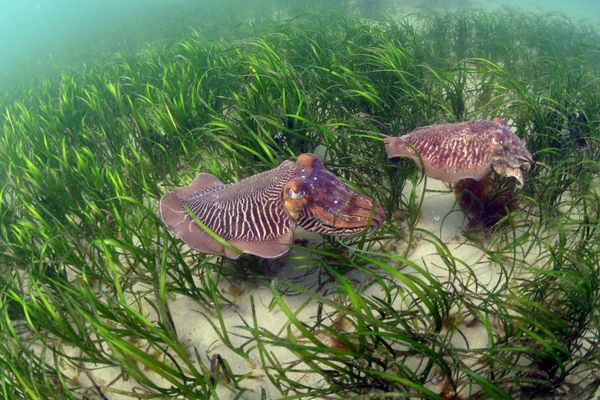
[160,153,384,259]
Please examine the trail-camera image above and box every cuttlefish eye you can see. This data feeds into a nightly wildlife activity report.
[288,188,305,200]
[282,178,310,221]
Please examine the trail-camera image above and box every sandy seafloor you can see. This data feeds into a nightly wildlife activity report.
[50,172,598,399]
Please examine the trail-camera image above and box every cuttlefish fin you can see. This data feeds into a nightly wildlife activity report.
[174,173,224,198]
[160,173,229,256]
[229,228,295,259]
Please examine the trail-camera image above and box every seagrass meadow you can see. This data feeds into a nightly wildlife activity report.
[1,4,599,400]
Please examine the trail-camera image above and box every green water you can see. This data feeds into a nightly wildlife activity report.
[1,0,599,88]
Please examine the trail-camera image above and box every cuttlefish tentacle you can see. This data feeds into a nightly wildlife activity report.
[160,153,383,259]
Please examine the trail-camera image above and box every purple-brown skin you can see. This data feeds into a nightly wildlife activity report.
[383,118,534,186]
[160,153,384,259]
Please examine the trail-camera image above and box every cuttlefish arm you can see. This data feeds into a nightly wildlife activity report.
[159,153,384,259]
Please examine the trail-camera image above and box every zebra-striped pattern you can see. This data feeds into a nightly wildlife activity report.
[180,161,301,243]
[296,210,368,236]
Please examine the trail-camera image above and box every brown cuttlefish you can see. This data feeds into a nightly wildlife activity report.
[160,153,384,259]
[384,118,534,228]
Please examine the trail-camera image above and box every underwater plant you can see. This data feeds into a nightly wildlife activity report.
[0,5,598,400]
